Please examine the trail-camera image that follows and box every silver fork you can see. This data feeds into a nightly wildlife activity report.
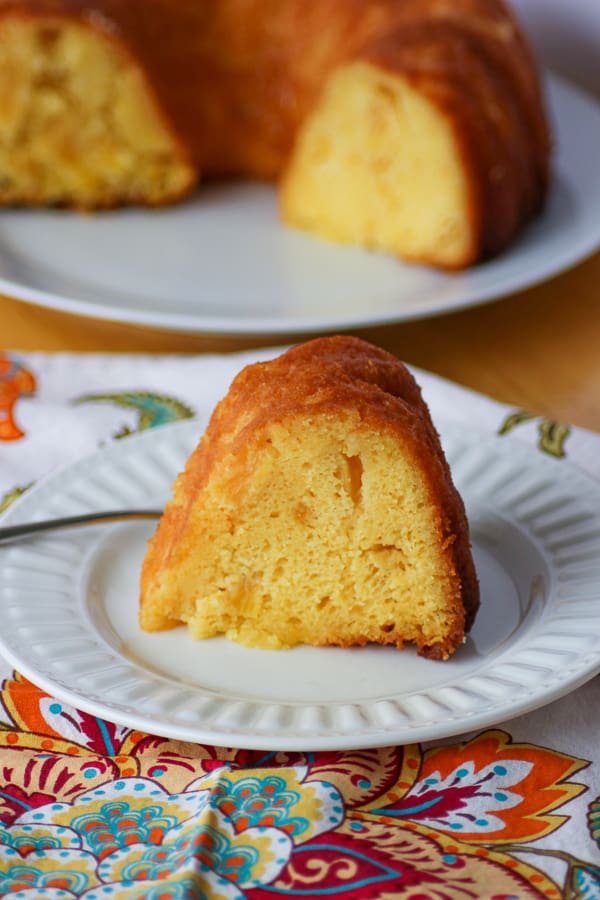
[0,510,163,545]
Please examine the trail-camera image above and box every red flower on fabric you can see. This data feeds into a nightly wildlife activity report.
[0,673,591,900]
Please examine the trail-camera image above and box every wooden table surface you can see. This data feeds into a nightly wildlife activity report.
[3,245,600,433]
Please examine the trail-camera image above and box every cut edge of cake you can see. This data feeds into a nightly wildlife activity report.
[139,337,480,660]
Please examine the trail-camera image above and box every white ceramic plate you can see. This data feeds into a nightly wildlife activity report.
[0,75,598,335]
[1,419,600,751]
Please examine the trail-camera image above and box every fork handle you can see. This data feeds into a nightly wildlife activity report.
[0,509,163,545]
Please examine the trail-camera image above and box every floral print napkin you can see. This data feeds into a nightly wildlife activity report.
[0,347,599,899]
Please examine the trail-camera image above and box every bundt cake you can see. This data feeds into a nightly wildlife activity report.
[0,0,549,268]
[139,336,480,660]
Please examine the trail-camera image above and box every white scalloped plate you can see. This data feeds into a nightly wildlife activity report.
[0,75,599,334]
[1,419,600,750]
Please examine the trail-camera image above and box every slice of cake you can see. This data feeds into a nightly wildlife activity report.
[139,336,479,659]
[0,15,195,208]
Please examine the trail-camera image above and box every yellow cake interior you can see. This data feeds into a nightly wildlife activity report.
[140,408,467,657]
[0,16,194,207]
[281,61,475,268]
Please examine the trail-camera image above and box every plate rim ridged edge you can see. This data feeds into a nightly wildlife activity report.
[1,418,600,750]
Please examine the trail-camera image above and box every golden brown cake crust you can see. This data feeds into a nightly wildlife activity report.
[0,0,549,261]
[358,7,550,259]
[140,336,480,658]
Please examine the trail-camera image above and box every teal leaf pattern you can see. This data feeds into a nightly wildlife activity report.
[72,391,195,434]
[570,864,600,899]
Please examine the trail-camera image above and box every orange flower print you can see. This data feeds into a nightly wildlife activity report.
[382,729,588,843]
[2,672,128,755]
[0,674,594,899]
[0,353,36,441]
